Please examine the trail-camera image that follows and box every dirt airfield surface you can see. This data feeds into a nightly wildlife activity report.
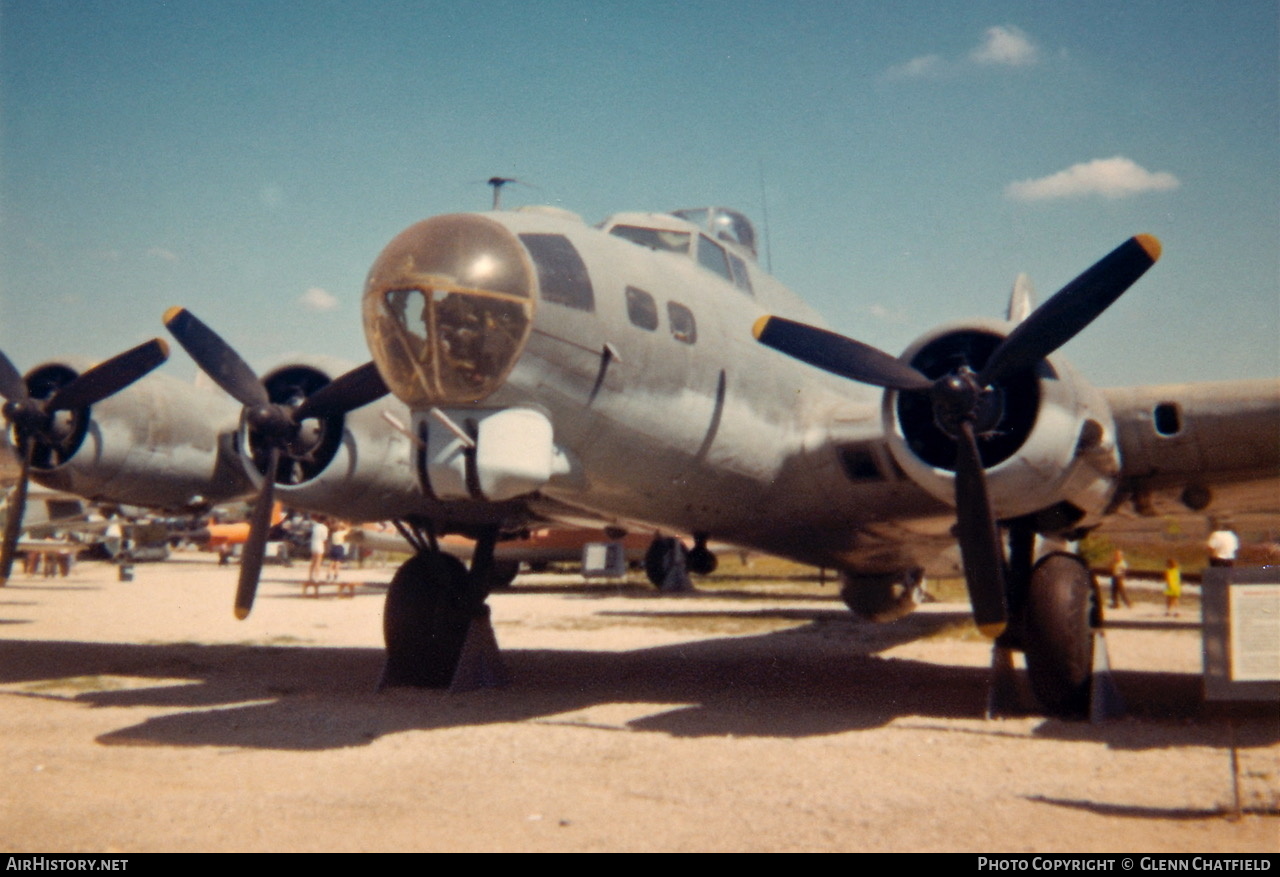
[0,552,1276,853]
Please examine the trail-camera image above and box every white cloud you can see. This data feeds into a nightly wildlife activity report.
[885,54,945,80]
[969,25,1038,67]
[886,24,1040,79]
[299,286,339,311]
[146,246,180,263]
[1005,156,1181,202]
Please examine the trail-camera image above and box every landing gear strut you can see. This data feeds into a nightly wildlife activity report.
[992,524,1103,719]
[379,525,509,690]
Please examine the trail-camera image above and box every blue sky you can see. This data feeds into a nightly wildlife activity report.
[2,1,1276,389]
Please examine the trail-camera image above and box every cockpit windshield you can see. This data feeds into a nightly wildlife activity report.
[363,214,535,407]
[670,207,757,258]
[608,225,692,255]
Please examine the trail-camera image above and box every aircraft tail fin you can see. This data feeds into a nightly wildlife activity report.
[1006,272,1035,323]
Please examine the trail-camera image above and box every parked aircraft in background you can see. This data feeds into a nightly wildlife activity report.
[3,202,1277,716]
[0,481,174,566]
[351,524,686,588]
[184,503,291,563]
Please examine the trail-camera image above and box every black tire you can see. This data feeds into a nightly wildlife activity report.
[644,538,671,587]
[381,552,472,688]
[687,545,718,576]
[1023,553,1095,718]
[644,537,688,589]
[486,560,520,590]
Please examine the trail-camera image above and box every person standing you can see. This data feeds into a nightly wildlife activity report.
[328,521,349,582]
[1206,523,1239,568]
[1163,558,1182,616]
[1109,548,1132,609]
[308,516,330,586]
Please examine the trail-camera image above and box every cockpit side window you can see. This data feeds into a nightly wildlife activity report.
[727,252,753,295]
[519,233,595,311]
[609,225,692,255]
[696,235,733,284]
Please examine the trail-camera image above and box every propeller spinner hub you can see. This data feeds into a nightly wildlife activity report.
[246,404,295,441]
[929,366,1002,439]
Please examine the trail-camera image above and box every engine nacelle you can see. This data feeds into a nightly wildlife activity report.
[243,358,423,523]
[21,361,252,511]
[884,319,1121,535]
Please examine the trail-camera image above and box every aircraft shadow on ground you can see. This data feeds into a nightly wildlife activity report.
[255,579,845,603]
[2,612,1274,755]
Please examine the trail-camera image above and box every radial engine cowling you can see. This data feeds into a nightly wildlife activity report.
[22,361,251,511]
[884,319,1120,536]
[242,359,422,523]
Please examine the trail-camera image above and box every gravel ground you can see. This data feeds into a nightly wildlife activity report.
[0,552,1276,853]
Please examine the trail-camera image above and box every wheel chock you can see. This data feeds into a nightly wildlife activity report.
[450,606,510,692]
[1088,631,1126,723]
[986,644,1036,718]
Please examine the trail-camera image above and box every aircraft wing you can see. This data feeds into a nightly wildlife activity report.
[1106,378,1280,519]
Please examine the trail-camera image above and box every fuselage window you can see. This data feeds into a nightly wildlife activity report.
[696,235,733,285]
[519,233,595,311]
[727,252,753,295]
[668,301,697,344]
[609,225,691,255]
[626,286,659,331]
[1153,402,1182,436]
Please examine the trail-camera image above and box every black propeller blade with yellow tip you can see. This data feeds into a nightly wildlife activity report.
[754,235,1161,637]
[162,307,387,618]
[0,339,170,584]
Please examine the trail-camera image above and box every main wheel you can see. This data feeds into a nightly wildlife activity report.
[485,559,520,590]
[381,551,472,688]
[687,544,718,576]
[644,537,690,590]
[1022,553,1096,718]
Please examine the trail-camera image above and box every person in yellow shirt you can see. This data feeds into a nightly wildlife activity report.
[1163,558,1182,617]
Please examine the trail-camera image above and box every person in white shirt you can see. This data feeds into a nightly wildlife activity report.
[1206,522,1239,568]
[308,516,330,585]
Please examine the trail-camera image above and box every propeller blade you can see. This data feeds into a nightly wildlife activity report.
[952,421,1007,638]
[45,339,170,412]
[979,235,1161,388]
[0,440,32,585]
[0,351,28,404]
[753,316,933,391]
[234,446,279,620]
[294,361,389,421]
[163,307,270,409]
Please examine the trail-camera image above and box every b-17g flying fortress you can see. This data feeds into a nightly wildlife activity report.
[1,4,1277,738]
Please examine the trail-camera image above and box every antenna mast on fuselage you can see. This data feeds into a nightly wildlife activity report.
[486,176,532,210]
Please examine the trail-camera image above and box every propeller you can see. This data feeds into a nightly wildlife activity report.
[162,307,389,618]
[754,235,1161,637]
[0,339,171,584]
